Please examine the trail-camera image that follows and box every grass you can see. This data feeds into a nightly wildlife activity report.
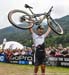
[0,62,69,75]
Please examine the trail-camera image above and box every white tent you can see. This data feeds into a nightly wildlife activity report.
[2,41,24,50]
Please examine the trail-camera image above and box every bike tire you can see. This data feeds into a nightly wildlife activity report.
[8,9,33,29]
[48,17,64,35]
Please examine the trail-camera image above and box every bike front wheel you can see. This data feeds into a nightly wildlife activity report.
[48,17,64,35]
[8,9,34,29]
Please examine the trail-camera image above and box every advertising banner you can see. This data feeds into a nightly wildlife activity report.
[48,56,69,67]
[10,55,33,64]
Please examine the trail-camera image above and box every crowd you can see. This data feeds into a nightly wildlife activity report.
[0,44,69,62]
[0,47,32,62]
[45,44,69,57]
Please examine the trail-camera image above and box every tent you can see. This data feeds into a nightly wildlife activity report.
[2,41,24,50]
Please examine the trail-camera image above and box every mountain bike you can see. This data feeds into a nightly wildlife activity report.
[8,4,63,35]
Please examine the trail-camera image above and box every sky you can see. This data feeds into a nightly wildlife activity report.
[0,0,69,29]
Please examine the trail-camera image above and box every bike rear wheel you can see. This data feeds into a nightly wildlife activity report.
[48,17,64,35]
[8,9,33,29]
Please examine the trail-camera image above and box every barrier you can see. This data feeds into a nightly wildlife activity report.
[0,54,69,66]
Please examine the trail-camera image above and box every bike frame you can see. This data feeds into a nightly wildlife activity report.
[27,6,53,25]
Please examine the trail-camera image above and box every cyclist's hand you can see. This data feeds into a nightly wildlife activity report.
[39,16,43,21]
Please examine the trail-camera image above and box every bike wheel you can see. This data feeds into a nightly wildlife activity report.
[8,9,33,29]
[48,17,64,35]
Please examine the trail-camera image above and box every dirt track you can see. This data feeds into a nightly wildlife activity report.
[0,63,69,75]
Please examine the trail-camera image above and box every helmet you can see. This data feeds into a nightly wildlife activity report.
[37,25,44,30]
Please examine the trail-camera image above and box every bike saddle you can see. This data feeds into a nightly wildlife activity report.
[25,4,33,9]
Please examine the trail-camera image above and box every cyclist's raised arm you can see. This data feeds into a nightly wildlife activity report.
[45,26,51,37]
[29,27,34,34]
[44,17,52,37]
[28,21,34,34]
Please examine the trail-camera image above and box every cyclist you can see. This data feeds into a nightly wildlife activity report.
[28,18,51,75]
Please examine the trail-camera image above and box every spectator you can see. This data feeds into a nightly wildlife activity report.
[55,49,62,56]
[61,48,68,56]
[50,47,56,56]
[0,49,3,54]
[20,49,26,55]
[12,49,19,56]
[57,44,63,52]
[27,47,32,55]
[45,48,51,56]
[66,47,69,54]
